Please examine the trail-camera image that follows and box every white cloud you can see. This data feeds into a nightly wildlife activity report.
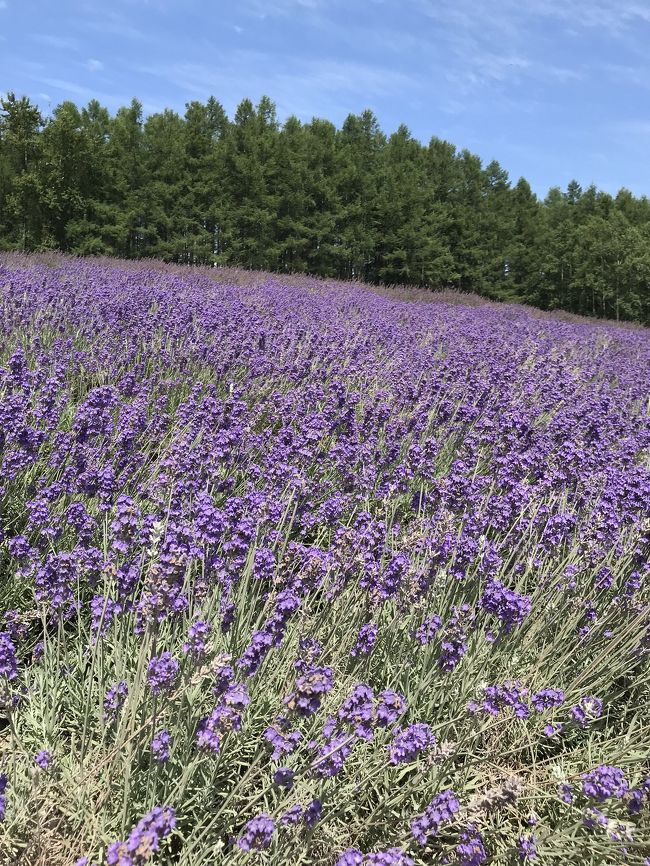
[32,33,79,50]
[87,58,104,71]
[134,52,417,122]
[243,0,324,18]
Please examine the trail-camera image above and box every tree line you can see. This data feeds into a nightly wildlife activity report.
[1,91,649,323]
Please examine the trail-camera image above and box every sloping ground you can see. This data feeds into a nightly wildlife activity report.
[0,256,648,865]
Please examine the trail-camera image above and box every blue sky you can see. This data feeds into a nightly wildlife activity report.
[1,0,649,198]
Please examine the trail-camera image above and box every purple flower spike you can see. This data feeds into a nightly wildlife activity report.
[237,813,275,852]
[388,723,435,765]
[151,729,172,763]
[146,651,179,695]
[35,750,51,770]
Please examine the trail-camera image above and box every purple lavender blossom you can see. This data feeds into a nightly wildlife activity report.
[0,774,7,822]
[559,783,574,804]
[351,622,378,657]
[264,721,302,761]
[581,766,628,801]
[151,729,172,763]
[388,723,435,764]
[455,826,487,865]
[0,632,18,681]
[571,695,603,727]
[627,778,650,815]
[530,688,565,712]
[146,652,179,695]
[280,804,303,826]
[339,683,375,739]
[336,851,364,866]
[411,789,460,845]
[479,682,530,719]
[303,798,322,828]
[284,665,334,716]
[273,767,294,789]
[237,813,275,852]
[415,615,442,646]
[236,629,274,677]
[107,805,175,865]
[376,690,407,727]
[517,834,538,860]
[103,681,128,723]
[182,619,212,660]
[480,579,532,633]
[35,750,51,770]
[582,808,608,830]
[90,595,122,642]
[311,731,353,778]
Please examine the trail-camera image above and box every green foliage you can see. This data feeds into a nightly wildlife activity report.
[1,92,649,322]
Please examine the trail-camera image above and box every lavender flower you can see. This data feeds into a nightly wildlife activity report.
[480,579,532,633]
[0,774,7,822]
[376,690,407,727]
[455,826,487,865]
[411,789,460,845]
[559,783,574,804]
[35,750,51,770]
[284,665,334,716]
[264,721,302,761]
[0,632,18,681]
[530,688,565,712]
[146,652,179,695]
[351,622,378,657]
[311,731,353,778]
[107,805,175,865]
[336,851,363,866]
[339,683,375,739]
[415,614,442,646]
[581,766,628,801]
[388,723,435,764]
[303,798,322,828]
[280,804,303,826]
[103,681,128,723]
[571,695,603,727]
[151,729,172,763]
[182,619,212,660]
[237,813,275,852]
[517,834,538,860]
[273,767,294,789]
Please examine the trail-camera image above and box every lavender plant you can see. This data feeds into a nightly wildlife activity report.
[0,256,648,865]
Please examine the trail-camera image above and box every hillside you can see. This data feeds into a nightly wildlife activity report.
[0,256,648,865]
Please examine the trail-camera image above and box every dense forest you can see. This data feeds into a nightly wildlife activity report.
[1,91,649,323]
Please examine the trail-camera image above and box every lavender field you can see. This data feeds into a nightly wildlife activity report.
[0,257,649,866]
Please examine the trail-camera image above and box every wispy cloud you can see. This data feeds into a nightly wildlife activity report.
[134,52,417,120]
[32,33,79,51]
[31,77,140,112]
[77,5,156,42]
[86,58,104,72]
[419,0,650,35]
[35,77,96,98]
[243,0,324,14]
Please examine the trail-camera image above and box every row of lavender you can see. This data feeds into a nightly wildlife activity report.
[0,258,648,865]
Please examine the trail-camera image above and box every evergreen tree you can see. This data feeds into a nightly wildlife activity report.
[0,93,44,249]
